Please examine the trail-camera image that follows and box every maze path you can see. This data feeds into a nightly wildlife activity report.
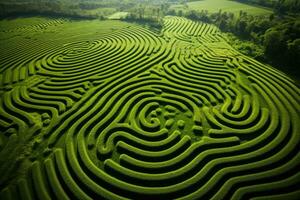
[0,18,66,34]
[0,17,300,200]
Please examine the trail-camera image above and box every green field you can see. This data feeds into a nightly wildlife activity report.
[171,0,273,15]
[108,12,129,20]
[84,7,117,17]
[0,16,300,199]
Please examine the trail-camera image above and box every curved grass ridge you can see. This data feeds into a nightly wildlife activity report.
[0,16,300,200]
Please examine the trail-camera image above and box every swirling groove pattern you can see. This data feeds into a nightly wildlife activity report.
[0,16,300,200]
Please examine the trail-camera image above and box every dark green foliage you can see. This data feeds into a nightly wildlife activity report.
[0,1,100,19]
[123,16,163,32]
[225,33,265,60]
[264,19,300,72]
[0,0,172,19]
[1,16,300,199]
[275,0,300,14]
[178,7,300,79]
[185,10,211,23]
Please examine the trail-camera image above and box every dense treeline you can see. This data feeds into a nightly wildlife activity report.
[0,0,168,35]
[264,19,300,70]
[0,1,104,19]
[0,0,299,78]
[0,0,168,30]
[123,3,169,31]
[174,8,300,77]
[275,0,300,14]
[0,0,142,19]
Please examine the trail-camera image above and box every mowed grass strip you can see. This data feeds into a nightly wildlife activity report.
[0,15,300,200]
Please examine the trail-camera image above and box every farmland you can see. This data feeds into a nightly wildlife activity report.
[0,15,299,199]
[170,0,273,15]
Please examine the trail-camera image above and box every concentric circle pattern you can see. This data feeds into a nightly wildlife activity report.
[0,16,300,200]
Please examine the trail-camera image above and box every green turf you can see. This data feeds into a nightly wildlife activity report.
[171,0,273,15]
[0,16,299,199]
[107,12,129,20]
[84,7,117,17]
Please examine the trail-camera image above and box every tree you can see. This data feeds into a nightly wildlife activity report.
[264,29,286,60]
[178,10,183,17]
[286,38,300,70]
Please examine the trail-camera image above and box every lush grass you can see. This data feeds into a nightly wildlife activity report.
[108,12,129,20]
[171,0,273,15]
[0,17,56,31]
[83,7,117,17]
[0,16,299,200]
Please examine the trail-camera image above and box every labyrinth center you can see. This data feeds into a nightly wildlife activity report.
[0,16,300,200]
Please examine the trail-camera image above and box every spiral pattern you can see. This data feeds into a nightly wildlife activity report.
[0,16,300,200]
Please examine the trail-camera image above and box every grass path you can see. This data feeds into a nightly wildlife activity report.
[0,16,299,200]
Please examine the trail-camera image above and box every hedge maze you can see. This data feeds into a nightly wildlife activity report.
[0,16,300,200]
